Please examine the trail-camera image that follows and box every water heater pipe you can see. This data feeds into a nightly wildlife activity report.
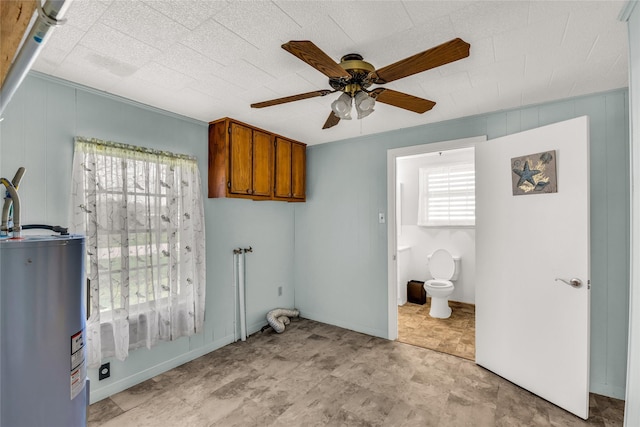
[0,0,72,117]
[1,179,21,238]
[1,167,26,237]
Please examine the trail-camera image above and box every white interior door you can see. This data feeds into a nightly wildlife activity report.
[476,116,590,419]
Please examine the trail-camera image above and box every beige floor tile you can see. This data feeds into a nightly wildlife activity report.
[109,378,169,412]
[398,300,476,360]
[440,390,497,427]
[99,393,209,427]
[87,398,123,427]
[211,397,281,427]
[89,318,624,427]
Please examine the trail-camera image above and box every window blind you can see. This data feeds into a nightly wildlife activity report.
[418,163,475,227]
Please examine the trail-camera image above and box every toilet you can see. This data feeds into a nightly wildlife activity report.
[424,249,460,319]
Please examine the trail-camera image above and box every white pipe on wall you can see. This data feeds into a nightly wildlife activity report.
[232,250,239,342]
[237,250,247,341]
[232,247,252,341]
[232,248,247,341]
[0,0,73,117]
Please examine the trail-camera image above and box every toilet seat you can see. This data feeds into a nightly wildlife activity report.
[425,279,453,288]
[428,249,455,280]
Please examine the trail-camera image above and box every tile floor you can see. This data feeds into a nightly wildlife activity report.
[398,300,476,360]
[89,318,624,427]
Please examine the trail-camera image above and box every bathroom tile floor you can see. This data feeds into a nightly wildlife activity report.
[398,300,476,361]
[88,318,624,427]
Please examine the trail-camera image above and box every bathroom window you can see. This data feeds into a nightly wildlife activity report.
[417,162,475,227]
[70,137,205,366]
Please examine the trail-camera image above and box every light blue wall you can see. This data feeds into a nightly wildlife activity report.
[295,89,630,399]
[0,74,296,402]
[624,1,640,424]
[0,73,630,402]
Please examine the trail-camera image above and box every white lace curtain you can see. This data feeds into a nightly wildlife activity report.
[70,137,205,367]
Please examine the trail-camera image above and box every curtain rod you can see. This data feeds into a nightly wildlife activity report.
[75,136,197,162]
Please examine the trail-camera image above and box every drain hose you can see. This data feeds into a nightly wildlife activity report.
[266,308,300,333]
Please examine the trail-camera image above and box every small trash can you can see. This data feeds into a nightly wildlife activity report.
[407,280,426,304]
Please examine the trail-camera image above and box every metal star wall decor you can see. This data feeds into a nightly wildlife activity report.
[511,150,557,196]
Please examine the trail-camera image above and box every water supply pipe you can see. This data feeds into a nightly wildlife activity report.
[237,249,247,341]
[1,167,25,237]
[0,0,72,117]
[232,248,243,341]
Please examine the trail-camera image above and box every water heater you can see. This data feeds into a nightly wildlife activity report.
[0,235,88,426]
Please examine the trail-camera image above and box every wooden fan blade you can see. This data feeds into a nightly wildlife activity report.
[369,88,436,113]
[251,90,334,108]
[374,38,470,84]
[282,41,351,79]
[322,112,341,129]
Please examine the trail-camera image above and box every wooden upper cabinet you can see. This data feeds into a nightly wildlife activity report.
[291,142,306,200]
[208,120,228,198]
[251,130,273,197]
[274,137,292,199]
[228,123,253,195]
[274,137,306,201]
[208,118,305,202]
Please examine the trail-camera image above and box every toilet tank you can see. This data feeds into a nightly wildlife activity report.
[427,253,461,281]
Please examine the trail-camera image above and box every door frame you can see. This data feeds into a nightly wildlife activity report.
[386,135,486,339]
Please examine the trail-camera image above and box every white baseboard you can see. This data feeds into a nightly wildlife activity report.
[248,320,269,336]
[299,310,388,339]
[590,382,626,400]
[89,334,235,404]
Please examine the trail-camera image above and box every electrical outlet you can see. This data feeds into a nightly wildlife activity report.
[99,362,110,380]
[278,286,283,296]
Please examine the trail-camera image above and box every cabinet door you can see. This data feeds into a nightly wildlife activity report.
[208,121,227,198]
[291,142,306,200]
[252,130,273,197]
[274,137,292,198]
[229,123,252,195]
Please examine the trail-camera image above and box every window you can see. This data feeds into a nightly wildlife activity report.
[417,160,475,227]
[70,137,205,366]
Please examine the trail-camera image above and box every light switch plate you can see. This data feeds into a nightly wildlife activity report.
[379,213,386,223]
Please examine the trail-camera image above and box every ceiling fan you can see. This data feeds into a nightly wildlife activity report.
[250,38,470,129]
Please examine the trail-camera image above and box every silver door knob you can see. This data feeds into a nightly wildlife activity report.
[555,277,582,288]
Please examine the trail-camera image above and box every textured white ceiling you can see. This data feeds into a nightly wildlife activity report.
[33,0,629,145]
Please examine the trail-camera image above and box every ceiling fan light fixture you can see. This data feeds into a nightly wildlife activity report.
[254,38,470,129]
[354,91,375,119]
[331,92,353,120]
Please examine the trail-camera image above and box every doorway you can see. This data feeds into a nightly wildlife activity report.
[391,142,479,360]
[387,136,486,352]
